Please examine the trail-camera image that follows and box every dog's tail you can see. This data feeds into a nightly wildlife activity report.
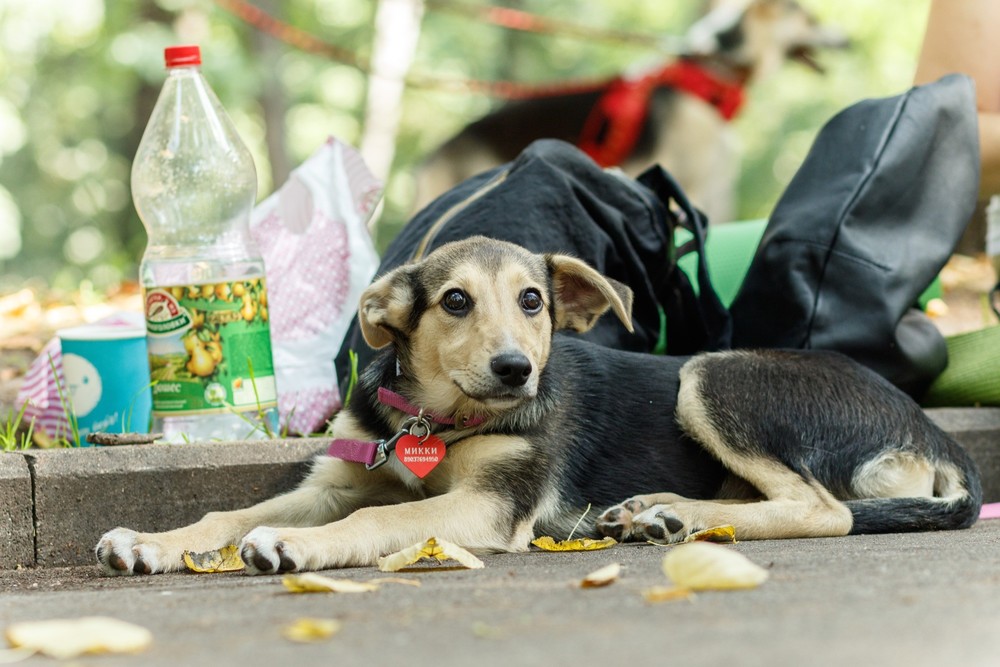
[845,440,983,534]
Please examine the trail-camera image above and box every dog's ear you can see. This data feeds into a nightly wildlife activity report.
[547,254,634,333]
[358,266,417,349]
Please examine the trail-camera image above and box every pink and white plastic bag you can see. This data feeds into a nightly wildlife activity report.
[251,137,382,434]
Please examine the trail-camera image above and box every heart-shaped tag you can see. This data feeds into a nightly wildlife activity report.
[396,434,446,478]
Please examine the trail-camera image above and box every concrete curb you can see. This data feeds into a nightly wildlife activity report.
[2,408,998,570]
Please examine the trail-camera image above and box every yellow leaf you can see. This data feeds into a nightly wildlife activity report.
[0,647,36,664]
[377,537,485,572]
[182,545,245,573]
[642,585,695,603]
[531,536,617,552]
[683,525,737,544]
[282,618,341,643]
[282,573,379,593]
[580,562,621,588]
[4,617,152,659]
[661,542,769,591]
[368,577,422,587]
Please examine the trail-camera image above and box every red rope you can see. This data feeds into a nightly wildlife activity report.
[213,0,627,99]
[423,0,670,52]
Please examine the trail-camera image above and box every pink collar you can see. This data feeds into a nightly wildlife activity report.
[327,388,486,469]
[375,387,485,429]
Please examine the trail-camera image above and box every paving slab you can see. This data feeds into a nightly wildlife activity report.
[1,520,999,667]
[0,454,33,569]
[27,439,328,568]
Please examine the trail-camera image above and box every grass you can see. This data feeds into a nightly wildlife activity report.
[48,353,81,448]
[0,402,36,452]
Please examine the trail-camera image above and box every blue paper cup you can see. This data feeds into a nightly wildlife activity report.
[57,325,152,443]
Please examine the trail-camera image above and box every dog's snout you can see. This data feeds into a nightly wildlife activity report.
[491,353,532,387]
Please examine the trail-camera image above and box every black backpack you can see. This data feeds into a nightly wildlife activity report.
[335,139,731,387]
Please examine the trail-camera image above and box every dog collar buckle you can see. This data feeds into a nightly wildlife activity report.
[364,414,434,471]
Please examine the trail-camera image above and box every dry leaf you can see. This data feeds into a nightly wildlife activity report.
[580,562,621,588]
[282,618,341,643]
[4,617,152,659]
[282,573,380,593]
[661,542,768,590]
[377,537,484,572]
[0,648,36,664]
[368,577,422,587]
[642,585,695,603]
[182,545,245,573]
[683,525,737,544]
[531,536,617,552]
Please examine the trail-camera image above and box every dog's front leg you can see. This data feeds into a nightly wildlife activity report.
[96,457,416,575]
[239,486,525,574]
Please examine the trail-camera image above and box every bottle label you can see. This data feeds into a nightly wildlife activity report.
[143,278,278,416]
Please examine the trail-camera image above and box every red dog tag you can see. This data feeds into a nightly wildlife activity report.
[396,434,446,478]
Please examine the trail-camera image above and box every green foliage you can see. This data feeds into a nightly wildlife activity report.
[0,402,36,452]
[0,0,931,293]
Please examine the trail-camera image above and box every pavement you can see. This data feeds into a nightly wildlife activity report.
[2,521,1000,666]
[0,406,999,665]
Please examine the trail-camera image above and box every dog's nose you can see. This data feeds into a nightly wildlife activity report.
[491,353,532,387]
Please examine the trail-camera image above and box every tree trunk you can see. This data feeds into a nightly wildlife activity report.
[359,0,426,190]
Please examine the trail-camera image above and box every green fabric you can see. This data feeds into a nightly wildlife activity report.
[923,325,1000,407]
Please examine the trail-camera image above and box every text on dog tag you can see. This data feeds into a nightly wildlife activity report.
[396,434,445,478]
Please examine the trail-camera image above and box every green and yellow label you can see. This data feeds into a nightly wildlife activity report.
[144,278,277,416]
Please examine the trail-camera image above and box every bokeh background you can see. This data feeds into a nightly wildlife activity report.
[0,0,931,298]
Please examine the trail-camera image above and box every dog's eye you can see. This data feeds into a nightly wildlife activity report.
[442,289,470,315]
[520,289,543,315]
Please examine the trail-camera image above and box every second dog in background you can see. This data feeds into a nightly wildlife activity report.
[416,0,847,224]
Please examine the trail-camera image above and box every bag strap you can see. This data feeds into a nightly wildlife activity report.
[637,166,732,353]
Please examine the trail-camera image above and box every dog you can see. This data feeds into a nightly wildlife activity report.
[415,0,848,224]
[96,236,981,575]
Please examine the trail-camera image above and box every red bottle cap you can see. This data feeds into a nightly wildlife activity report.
[164,45,201,68]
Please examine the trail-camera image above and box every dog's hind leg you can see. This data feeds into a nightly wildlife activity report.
[611,353,857,544]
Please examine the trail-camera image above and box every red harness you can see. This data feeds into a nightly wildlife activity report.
[578,60,746,168]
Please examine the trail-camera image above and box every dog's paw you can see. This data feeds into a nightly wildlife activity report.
[240,527,301,575]
[632,505,699,544]
[595,497,649,541]
[95,528,173,576]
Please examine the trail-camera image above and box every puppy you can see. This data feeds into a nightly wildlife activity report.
[415,0,848,223]
[96,237,981,575]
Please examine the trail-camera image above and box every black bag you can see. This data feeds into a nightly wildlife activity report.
[730,74,980,397]
[335,139,730,387]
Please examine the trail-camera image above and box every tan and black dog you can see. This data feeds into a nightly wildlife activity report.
[97,237,981,575]
[416,0,848,224]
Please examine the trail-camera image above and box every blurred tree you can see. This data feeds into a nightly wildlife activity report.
[0,0,930,297]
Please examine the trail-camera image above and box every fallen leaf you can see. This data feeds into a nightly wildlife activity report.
[642,585,695,603]
[368,577,422,587]
[531,536,617,552]
[684,525,737,544]
[580,562,621,588]
[471,622,505,640]
[377,537,484,572]
[661,542,769,591]
[282,573,380,593]
[182,545,245,573]
[4,617,152,659]
[0,648,36,664]
[282,618,341,643]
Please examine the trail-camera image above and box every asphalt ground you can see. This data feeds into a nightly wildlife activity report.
[2,519,999,667]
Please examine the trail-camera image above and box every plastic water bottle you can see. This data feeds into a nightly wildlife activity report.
[132,45,278,442]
